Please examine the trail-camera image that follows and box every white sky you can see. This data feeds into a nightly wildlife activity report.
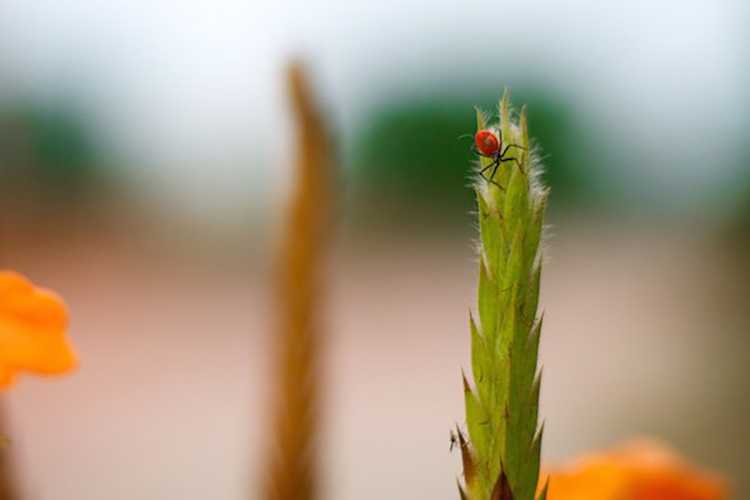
[0,0,746,212]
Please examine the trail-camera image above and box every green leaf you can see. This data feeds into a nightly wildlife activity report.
[470,313,490,403]
[517,423,544,500]
[499,90,512,152]
[464,373,489,464]
[526,319,543,377]
[523,264,542,329]
[519,105,529,149]
[500,230,525,296]
[527,191,547,255]
[478,258,499,342]
[478,195,504,272]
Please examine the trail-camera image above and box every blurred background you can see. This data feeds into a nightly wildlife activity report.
[0,1,748,499]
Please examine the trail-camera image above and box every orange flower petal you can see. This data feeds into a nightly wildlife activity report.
[0,271,77,389]
[542,440,727,500]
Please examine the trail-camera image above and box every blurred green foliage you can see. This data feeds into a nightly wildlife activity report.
[351,88,592,219]
[729,163,750,242]
[0,103,100,201]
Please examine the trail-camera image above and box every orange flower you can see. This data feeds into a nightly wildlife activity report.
[542,440,727,500]
[0,271,77,389]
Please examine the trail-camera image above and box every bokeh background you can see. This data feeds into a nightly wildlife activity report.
[1,1,748,499]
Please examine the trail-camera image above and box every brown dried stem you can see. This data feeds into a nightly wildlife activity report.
[262,61,334,500]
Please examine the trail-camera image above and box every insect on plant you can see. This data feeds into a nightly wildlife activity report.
[449,430,459,453]
[474,128,527,188]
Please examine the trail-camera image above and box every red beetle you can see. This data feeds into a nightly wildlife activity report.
[473,128,527,188]
[475,129,501,156]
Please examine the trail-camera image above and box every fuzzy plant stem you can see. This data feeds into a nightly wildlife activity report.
[262,61,333,500]
[458,90,549,500]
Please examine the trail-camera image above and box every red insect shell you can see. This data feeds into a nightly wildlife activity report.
[475,129,501,156]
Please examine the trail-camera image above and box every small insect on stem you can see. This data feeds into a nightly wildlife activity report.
[449,430,459,452]
[474,129,527,188]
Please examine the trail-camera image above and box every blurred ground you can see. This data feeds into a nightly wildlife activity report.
[1,214,747,500]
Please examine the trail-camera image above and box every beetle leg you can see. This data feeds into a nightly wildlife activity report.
[501,143,527,155]
[499,143,528,175]
[499,156,525,175]
[483,161,506,191]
